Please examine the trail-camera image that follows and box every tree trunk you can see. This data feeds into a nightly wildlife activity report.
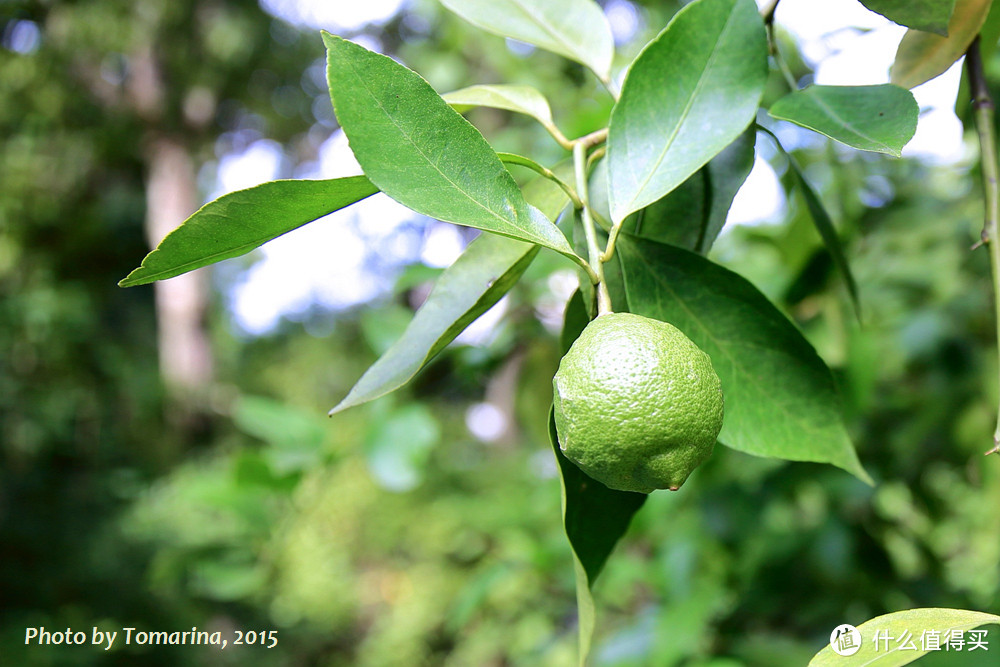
[144,136,213,406]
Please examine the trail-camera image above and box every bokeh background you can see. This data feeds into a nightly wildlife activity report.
[2,0,999,664]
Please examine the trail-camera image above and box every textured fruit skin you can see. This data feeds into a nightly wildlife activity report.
[553,312,723,493]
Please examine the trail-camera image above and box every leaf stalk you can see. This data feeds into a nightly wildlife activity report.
[574,142,611,315]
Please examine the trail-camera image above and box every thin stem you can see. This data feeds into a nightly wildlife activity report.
[601,222,624,263]
[574,142,611,315]
[498,152,582,208]
[760,0,780,24]
[966,36,1000,455]
[541,121,575,151]
[586,145,606,171]
[765,10,798,92]
[575,127,608,149]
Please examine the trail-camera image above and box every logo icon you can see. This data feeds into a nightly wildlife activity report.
[831,624,862,657]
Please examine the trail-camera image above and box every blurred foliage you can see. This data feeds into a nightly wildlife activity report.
[2,0,1000,665]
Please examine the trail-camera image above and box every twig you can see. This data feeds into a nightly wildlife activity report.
[966,36,1000,455]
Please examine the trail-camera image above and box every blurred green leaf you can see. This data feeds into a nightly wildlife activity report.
[443,84,561,138]
[607,0,767,223]
[769,85,918,157]
[618,235,871,484]
[331,233,538,414]
[859,0,957,35]
[364,404,440,491]
[438,0,614,81]
[119,177,377,286]
[891,0,991,89]
[323,33,576,257]
[809,608,1000,666]
[233,396,328,474]
[785,153,862,318]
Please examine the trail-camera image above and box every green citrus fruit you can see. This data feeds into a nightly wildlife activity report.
[552,312,723,493]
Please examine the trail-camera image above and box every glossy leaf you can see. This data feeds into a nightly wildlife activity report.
[443,84,555,129]
[330,233,538,414]
[785,154,862,319]
[626,127,755,254]
[809,608,1000,666]
[323,33,576,257]
[551,292,647,665]
[618,235,871,483]
[859,0,957,35]
[607,0,767,224]
[438,0,614,81]
[891,0,991,89]
[119,177,377,287]
[769,84,918,157]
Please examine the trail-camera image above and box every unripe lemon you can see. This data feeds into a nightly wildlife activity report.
[553,312,723,493]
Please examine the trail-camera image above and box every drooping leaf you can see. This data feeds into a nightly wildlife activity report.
[551,292,647,665]
[330,233,538,414]
[626,127,756,254]
[323,33,576,258]
[119,177,377,287]
[607,0,767,224]
[438,0,614,82]
[890,0,992,89]
[859,0,957,35]
[769,84,918,157]
[618,235,871,483]
[785,156,862,319]
[809,608,1000,666]
[443,84,561,138]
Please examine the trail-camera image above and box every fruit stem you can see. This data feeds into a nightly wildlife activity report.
[574,141,612,315]
[966,37,1000,455]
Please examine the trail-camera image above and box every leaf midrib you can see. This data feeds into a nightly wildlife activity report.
[507,0,591,69]
[123,181,376,285]
[800,89,893,153]
[621,6,740,218]
[339,49,560,248]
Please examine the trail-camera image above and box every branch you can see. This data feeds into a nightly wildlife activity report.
[966,36,1000,455]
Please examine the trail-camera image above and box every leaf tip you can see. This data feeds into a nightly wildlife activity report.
[118,269,144,288]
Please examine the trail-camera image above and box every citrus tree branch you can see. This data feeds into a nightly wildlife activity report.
[966,36,1000,456]
[574,141,612,315]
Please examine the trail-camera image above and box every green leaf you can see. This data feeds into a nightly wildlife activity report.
[323,33,576,258]
[859,0,957,35]
[438,0,614,82]
[890,0,992,89]
[785,154,862,318]
[607,0,767,224]
[769,84,918,157]
[365,404,441,492]
[119,177,377,287]
[809,608,1000,666]
[618,235,871,484]
[330,233,538,414]
[443,83,557,131]
[626,127,756,254]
